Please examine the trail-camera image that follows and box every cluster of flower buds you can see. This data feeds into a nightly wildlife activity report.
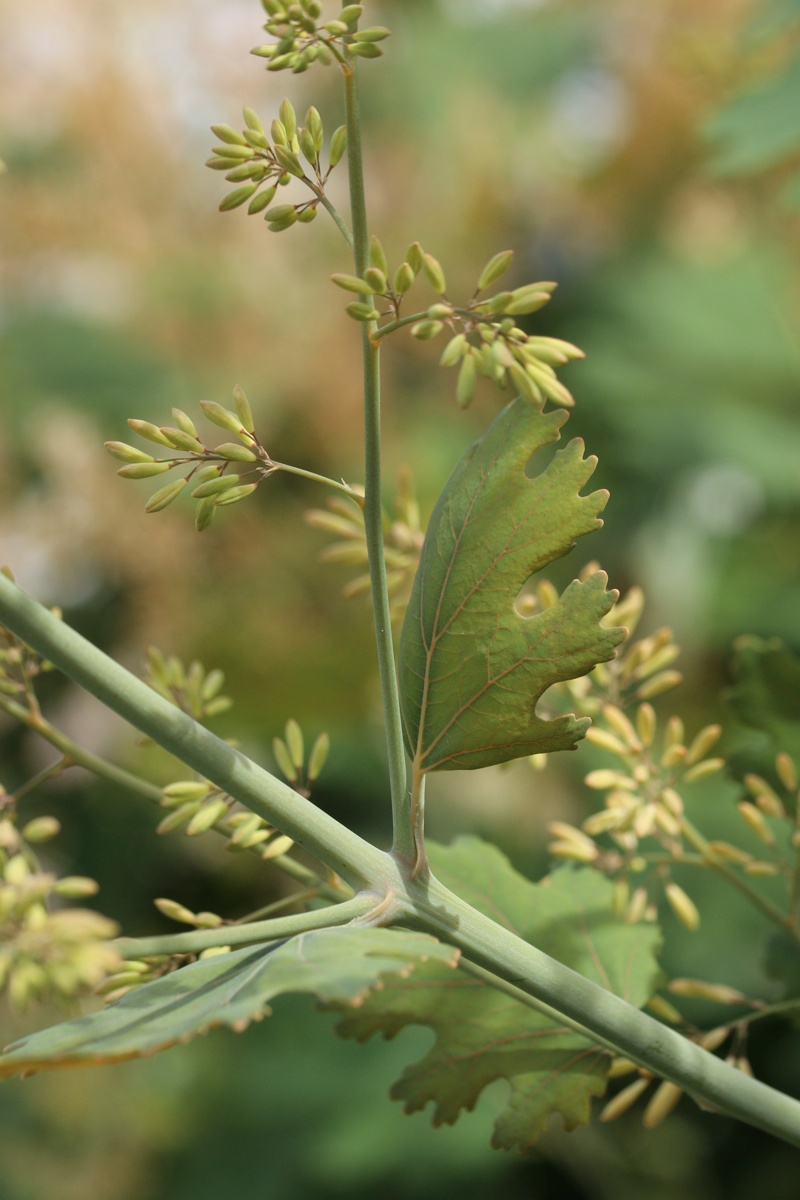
[541,583,728,930]
[333,243,584,409]
[207,98,346,231]
[305,466,424,621]
[156,777,294,863]
[252,2,390,74]
[272,718,330,798]
[144,647,232,723]
[105,386,269,532]
[729,750,800,868]
[0,809,120,1011]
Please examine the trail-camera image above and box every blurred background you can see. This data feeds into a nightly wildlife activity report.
[1,0,800,1196]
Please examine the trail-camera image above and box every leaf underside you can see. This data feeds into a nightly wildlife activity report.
[328,839,663,1152]
[0,928,459,1079]
[398,397,624,773]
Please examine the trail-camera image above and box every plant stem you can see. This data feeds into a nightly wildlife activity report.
[407,872,800,1148]
[270,461,356,496]
[2,576,800,1146]
[342,61,411,865]
[316,191,354,249]
[235,888,320,924]
[115,894,372,958]
[371,311,433,342]
[680,817,799,943]
[0,575,393,894]
[0,693,164,802]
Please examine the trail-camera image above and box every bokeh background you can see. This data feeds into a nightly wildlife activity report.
[1,0,800,1196]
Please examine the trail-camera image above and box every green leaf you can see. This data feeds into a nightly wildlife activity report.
[724,635,800,780]
[398,398,624,772]
[705,50,800,176]
[0,929,458,1079]
[329,839,662,1151]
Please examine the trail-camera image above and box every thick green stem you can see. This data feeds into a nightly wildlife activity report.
[0,575,392,894]
[342,62,411,864]
[2,582,800,1145]
[115,894,371,958]
[404,872,800,1148]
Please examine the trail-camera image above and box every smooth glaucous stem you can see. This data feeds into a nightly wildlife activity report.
[342,61,412,865]
[115,894,372,958]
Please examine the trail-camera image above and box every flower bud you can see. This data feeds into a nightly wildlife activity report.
[145,477,188,513]
[117,462,172,479]
[329,125,347,167]
[422,253,447,294]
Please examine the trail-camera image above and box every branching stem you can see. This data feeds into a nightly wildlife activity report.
[342,60,411,864]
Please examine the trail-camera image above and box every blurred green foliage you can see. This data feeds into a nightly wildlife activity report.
[1,0,799,1195]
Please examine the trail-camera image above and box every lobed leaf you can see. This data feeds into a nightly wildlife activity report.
[398,397,624,772]
[0,928,458,1079]
[329,838,663,1151]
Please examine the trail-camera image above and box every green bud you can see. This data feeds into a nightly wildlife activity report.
[155,898,196,924]
[243,107,265,134]
[171,409,198,438]
[338,4,363,25]
[214,484,258,506]
[324,19,348,34]
[410,320,443,341]
[127,419,175,447]
[346,302,380,321]
[232,385,255,433]
[279,98,297,142]
[405,242,423,274]
[248,185,277,214]
[427,302,452,319]
[307,732,330,782]
[369,235,388,275]
[273,145,305,178]
[306,106,323,153]
[456,354,477,407]
[206,157,243,171]
[251,44,277,58]
[186,799,230,837]
[22,816,61,843]
[267,53,296,71]
[145,477,189,513]
[298,128,317,164]
[214,443,258,462]
[439,333,467,368]
[195,498,216,532]
[191,474,242,499]
[422,253,447,294]
[200,401,244,433]
[329,125,347,167]
[225,163,268,182]
[477,249,514,291]
[271,118,288,146]
[193,464,222,484]
[104,441,156,464]
[54,876,100,899]
[159,427,205,454]
[273,736,297,781]
[285,718,304,771]
[163,780,212,801]
[210,123,248,146]
[266,205,299,231]
[117,461,172,479]
[243,129,270,151]
[211,143,253,159]
[505,287,552,316]
[331,273,374,295]
[364,267,387,294]
[220,183,259,212]
[353,26,391,42]
[297,204,318,223]
[509,362,543,407]
[393,262,415,294]
[348,41,382,58]
[305,0,323,15]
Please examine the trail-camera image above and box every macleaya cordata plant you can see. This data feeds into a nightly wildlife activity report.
[1,0,800,1153]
